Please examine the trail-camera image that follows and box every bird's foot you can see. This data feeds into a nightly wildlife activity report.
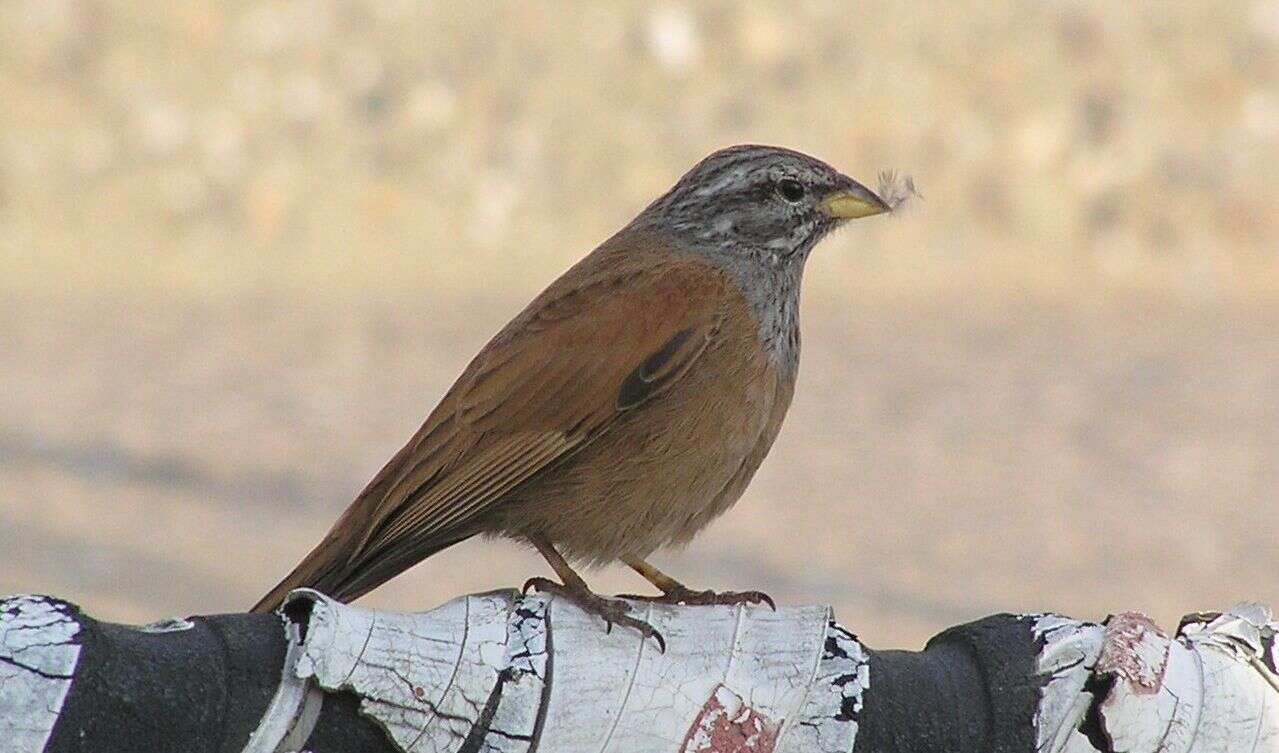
[523,577,665,652]
[619,586,776,610]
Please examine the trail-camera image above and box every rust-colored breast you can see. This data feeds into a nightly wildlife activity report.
[487,246,790,564]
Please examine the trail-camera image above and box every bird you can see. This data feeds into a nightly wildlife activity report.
[251,145,891,646]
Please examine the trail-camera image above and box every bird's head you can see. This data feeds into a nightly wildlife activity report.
[634,144,891,264]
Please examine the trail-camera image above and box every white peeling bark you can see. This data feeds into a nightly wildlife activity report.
[3,590,1278,752]
[0,595,82,752]
[284,589,866,753]
[1034,603,1279,753]
[241,614,325,753]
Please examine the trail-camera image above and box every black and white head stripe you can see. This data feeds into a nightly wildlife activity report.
[631,144,859,261]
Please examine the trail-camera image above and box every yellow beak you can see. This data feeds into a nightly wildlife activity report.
[819,184,892,220]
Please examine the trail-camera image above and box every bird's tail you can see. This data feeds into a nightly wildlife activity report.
[252,432,483,613]
[250,525,474,613]
[250,533,348,613]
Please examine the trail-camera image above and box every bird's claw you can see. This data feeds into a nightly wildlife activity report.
[523,577,666,652]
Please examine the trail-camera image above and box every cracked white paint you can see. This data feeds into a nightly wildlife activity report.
[538,597,830,752]
[1033,613,1107,753]
[0,595,82,752]
[782,621,868,753]
[1033,604,1279,752]
[242,612,323,753]
[10,589,1279,753]
[291,588,511,752]
[480,592,549,748]
[279,590,863,753]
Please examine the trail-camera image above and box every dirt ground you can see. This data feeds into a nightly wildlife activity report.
[2,2,1277,647]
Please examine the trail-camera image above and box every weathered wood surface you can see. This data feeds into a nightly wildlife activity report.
[2,589,1277,752]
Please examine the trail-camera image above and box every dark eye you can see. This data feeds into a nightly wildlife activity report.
[777,178,805,203]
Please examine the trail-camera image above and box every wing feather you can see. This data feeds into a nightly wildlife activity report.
[373,432,569,546]
[342,243,729,577]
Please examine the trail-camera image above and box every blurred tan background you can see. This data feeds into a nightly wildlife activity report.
[2,1,1278,647]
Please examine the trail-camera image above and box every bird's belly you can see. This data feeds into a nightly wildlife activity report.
[491,355,780,565]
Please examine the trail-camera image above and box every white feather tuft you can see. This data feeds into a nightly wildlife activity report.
[876,170,920,211]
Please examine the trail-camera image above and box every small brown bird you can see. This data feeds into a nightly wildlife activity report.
[252,145,890,643]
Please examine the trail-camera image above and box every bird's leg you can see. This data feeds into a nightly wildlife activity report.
[620,557,776,609]
[522,536,665,651]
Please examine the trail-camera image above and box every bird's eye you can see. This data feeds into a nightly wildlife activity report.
[776,178,805,203]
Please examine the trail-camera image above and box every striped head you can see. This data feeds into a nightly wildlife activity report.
[633,144,890,265]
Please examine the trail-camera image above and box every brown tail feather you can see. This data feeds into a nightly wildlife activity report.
[249,529,476,613]
[250,536,348,613]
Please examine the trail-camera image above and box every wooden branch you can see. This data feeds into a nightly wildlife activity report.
[2,589,1277,752]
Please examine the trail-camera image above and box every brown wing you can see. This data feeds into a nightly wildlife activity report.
[252,240,728,610]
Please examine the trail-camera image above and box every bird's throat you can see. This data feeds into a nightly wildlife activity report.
[728,255,804,375]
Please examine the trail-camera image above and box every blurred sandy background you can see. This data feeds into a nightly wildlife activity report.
[2,1,1278,647]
